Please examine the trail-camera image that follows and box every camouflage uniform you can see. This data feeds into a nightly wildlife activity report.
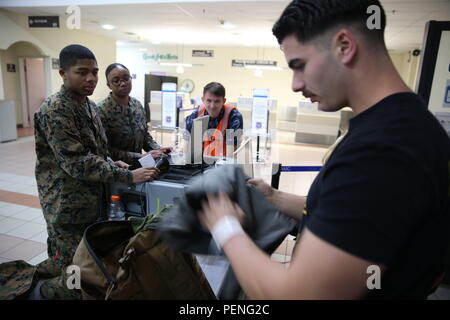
[32,85,133,299]
[0,261,38,300]
[97,93,160,166]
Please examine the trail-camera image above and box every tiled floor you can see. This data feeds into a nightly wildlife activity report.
[1,126,449,299]
[0,128,48,265]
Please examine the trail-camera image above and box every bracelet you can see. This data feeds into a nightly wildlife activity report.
[211,216,244,250]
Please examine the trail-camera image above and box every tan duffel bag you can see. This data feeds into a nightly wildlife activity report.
[72,220,216,300]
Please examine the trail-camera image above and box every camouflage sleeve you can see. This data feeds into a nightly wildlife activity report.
[42,107,133,183]
[97,104,140,164]
[108,147,141,164]
[96,104,107,124]
[143,131,161,152]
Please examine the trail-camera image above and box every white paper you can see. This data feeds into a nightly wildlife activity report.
[138,153,156,167]
[162,84,177,128]
[251,97,269,134]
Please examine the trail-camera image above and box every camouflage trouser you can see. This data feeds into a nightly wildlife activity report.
[36,223,91,300]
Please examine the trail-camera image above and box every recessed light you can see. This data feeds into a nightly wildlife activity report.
[101,24,115,30]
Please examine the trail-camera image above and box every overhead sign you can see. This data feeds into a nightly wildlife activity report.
[28,16,59,28]
[232,59,277,68]
[192,50,214,57]
[143,53,178,61]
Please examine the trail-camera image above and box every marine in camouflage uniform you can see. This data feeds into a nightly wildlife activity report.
[97,93,160,166]
[33,85,133,299]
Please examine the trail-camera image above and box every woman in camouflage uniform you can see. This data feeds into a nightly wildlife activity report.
[97,63,171,168]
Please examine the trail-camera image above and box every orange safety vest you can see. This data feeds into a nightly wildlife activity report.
[196,104,237,157]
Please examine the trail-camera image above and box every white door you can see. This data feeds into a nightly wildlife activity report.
[22,58,45,127]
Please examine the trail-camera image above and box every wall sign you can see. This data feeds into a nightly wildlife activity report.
[6,64,16,72]
[28,16,59,28]
[143,53,178,61]
[192,50,214,57]
[52,58,60,69]
[232,59,277,68]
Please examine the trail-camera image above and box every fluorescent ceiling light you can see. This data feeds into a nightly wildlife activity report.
[139,48,148,51]
[245,65,283,71]
[152,40,161,45]
[159,62,192,67]
[101,24,115,30]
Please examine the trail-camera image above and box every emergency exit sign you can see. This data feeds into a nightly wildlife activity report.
[28,16,59,28]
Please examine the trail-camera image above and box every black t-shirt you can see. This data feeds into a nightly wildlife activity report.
[301,92,450,299]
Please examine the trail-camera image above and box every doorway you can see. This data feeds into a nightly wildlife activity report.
[18,57,46,127]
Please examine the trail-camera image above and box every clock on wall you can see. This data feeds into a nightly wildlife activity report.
[181,79,195,93]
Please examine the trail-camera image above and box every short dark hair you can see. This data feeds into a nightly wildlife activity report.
[203,82,226,98]
[59,44,96,70]
[272,0,386,47]
[105,63,129,79]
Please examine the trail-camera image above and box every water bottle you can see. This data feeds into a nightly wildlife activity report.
[107,195,126,221]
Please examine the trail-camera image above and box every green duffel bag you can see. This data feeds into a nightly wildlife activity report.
[72,220,216,300]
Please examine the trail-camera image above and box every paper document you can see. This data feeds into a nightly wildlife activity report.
[138,153,156,167]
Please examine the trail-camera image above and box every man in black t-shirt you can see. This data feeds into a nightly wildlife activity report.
[197,0,450,299]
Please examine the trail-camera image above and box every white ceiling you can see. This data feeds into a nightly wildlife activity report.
[1,0,450,52]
